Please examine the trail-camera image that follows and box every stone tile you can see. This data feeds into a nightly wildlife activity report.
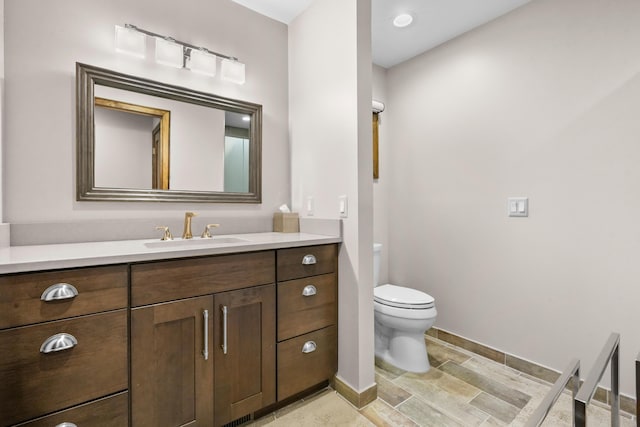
[479,416,507,427]
[426,337,472,368]
[273,390,324,419]
[375,373,412,407]
[620,393,637,416]
[401,367,481,401]
[398,397,466,427]
[593,386,608,405]
[248,413,276,426]
[250,338,636,427]
[462,357,551,398]
[438,330,505,364]
[470,392,520,424]
[508,392,552,427]
[360,399,420,427]
[270,391,375,426]
[601,390,637,417]
[439,361,531,409]
[511,391,575,427]
[426,328,438,338]
[375,357,407,380]
[394,374,489,426]
[505,354,560,385]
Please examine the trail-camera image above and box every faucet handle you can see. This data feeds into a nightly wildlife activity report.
[155,226,173,241]
[201,224,220,239]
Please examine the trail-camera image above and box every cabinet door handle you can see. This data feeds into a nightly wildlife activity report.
[40,283,78,301]
[40,333,78,354]
[56,423,78,427]
[221,305,228,355]
[203,310,209,361]
[302,285,317,297]
[302,341,317,353]
[302,254,317,265]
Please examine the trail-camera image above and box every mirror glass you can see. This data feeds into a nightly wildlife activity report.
[77,63,262,203]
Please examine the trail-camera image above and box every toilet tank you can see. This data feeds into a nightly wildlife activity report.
[373,243,383,287]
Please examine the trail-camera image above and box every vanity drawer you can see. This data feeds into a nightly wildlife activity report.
[277,244,337,282]
[0,310,128,426]
[0,265,128,329]
[14,391,129,427]
[277,325,337,400]
[277,273,337,341]
[131,251,275,306]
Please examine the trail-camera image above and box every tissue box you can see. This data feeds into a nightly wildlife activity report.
[273,212,299,233]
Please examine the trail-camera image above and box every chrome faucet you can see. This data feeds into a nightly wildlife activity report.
[182,211,198,239]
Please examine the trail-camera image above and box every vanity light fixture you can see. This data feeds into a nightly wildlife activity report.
[115,25,146,58]
[114,24,245,84]
[221,58,246,85]
[188,48,217,77]
[155,37,184,68]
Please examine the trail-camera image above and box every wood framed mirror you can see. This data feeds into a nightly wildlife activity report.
[76,62,262,203]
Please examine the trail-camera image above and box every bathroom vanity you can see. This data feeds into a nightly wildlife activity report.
[0,233,339,427]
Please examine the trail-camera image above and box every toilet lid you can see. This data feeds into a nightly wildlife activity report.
[374,284,435,309]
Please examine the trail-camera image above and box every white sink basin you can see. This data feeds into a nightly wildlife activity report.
[144,237,249,249]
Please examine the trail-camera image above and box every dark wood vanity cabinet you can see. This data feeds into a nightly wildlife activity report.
[276,245,338,400]
[0,265,129,427]
[213,285,276,426]
[1,243,338,426]
[130,251,277,427]
[131,295,214,426]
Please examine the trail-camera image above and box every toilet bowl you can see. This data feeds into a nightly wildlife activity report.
[373,244,437,373]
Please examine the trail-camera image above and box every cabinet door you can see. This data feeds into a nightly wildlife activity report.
[214,284,275,426]
[132,296,214,427]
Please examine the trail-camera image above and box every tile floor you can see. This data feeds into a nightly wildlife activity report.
[251,335,635,426]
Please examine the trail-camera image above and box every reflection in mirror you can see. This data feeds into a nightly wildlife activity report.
[224,111,250,192]
[94,97,170,190]
[76,62,262,203]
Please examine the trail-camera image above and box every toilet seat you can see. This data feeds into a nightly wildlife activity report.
[374,284,434,309]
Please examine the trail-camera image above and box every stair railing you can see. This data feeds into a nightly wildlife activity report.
[575,332,620,427]
[635,351,640,427]
[524,358,580,427]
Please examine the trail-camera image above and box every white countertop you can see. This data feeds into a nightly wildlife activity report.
[0,232,341,274]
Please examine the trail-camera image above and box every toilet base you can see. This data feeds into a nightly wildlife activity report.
[374,326,431,373]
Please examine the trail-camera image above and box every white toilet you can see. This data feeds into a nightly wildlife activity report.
[373,243,437,373]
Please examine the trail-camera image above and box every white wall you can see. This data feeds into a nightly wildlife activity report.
[94,85,227,192]
[289,0,374,393]
[385,0,640,396]
[94,107,153,188]
[0,0,4,223]
[3,0,289,223]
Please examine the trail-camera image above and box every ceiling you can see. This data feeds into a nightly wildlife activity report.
[232,0,530,68]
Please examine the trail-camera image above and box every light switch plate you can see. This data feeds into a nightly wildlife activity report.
[306,196,314,216]
[508,197,528,217]
[338,195,348,218]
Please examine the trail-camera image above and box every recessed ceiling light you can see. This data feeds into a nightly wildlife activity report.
[393,13,413,28]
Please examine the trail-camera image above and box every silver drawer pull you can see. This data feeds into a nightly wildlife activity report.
[203,310,209,361]
[221,306,228,355]
[302,285,317,297]
[40,283,79,301]
[56,423,78,427]
[40,333,78,353]
[302,254,317,265]
[302,341,317,354]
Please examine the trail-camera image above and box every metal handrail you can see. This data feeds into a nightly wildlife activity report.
[636,351,640,427]
[575,332,620,427]
[524,358,580,427]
